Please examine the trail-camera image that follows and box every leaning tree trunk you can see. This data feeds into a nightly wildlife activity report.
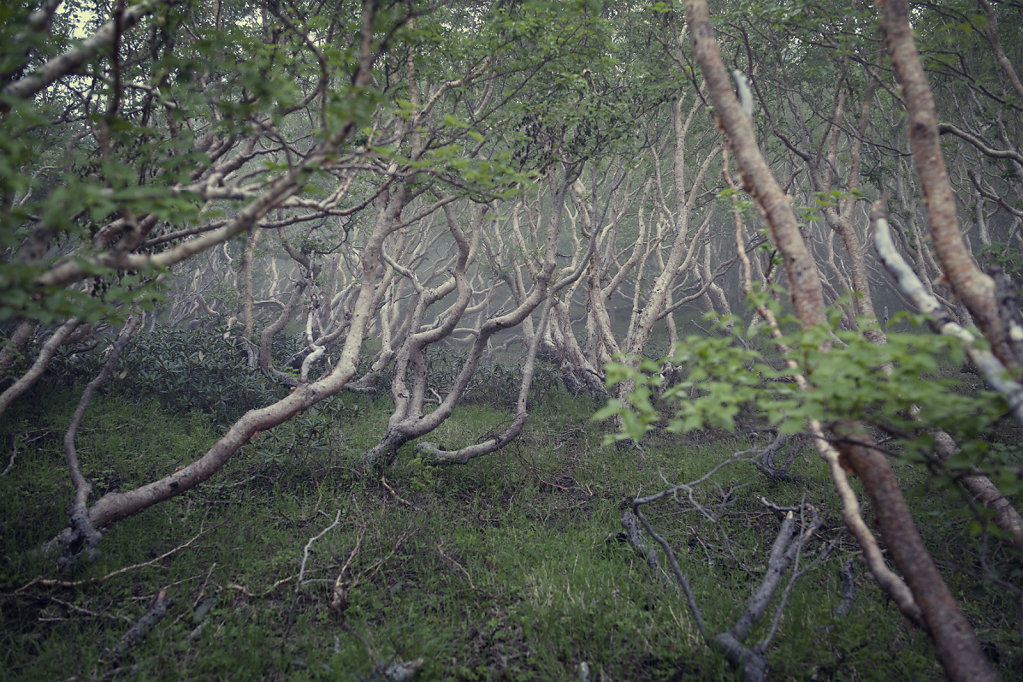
[73,184,409,533]
[880,0,1018,373]
[684,1,1000,680]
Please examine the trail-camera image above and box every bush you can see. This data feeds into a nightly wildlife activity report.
[47,326,296,424]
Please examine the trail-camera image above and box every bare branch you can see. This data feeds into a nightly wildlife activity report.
[2,0,162,110]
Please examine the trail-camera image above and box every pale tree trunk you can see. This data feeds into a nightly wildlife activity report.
[365,201,479,463]
[821,76,885,344]
[0,317,80,423]
[60,315,143,566]
[258,281,306,386]
[418,293,555,465]
[241,227,261,339]
[621,113,720,359]
[556,99,721,398]
[362,172,571,467]
[702,241,732,319]
[42,0,387,538]
[75,182,408,532]
[550,299,606,396]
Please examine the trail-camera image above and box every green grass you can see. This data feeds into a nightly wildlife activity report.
[1,379,1020,680]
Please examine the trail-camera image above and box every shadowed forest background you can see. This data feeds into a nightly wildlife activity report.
[1,0,1022,679]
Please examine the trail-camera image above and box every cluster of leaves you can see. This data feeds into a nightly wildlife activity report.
[0,0,382,326]
[596,311,1017,495]
[46,326,295,424]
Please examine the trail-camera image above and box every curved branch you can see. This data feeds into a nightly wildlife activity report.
[1,0,162,110]
[60,315,142,566]
[0,317,80,423]
[938,122,1023,165]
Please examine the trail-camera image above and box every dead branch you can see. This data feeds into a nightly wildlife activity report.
[330,525,365,616]
[33,594,132,623]
[105,588,172,660]
[751,432,800,480]
[834,557,857,619]
[25,524,211,592]
[226,574,297,599]
[437,539,476,591]
[379,658,426,681]
[284,508,343,642]
[628,453,825,682]
[380,475,421,512]
[620,510,665,576]
[2,442,17,476]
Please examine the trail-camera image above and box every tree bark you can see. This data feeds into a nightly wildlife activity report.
[880,0,1017,372]
[0,317,80,423]
[686,2,999,679]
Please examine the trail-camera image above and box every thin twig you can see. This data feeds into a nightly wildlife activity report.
[15,524,212,593]
[283,508,343,644]
[380,475,421,511]
[35,594,133,623]
[331,524,365,615]
[105,588,172,660]
[632,507,710,640]
[437,539,476,591]
[227,574,297,598]
[759,504,828,651]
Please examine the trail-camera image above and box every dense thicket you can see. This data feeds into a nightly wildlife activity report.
[2,1,1022,678]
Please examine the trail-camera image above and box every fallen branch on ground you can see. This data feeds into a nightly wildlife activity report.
[16,524,212,594]
[105,589,172,660]
[625,464,826,682]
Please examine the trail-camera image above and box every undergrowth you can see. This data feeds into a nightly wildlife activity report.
[0,372,1020,680]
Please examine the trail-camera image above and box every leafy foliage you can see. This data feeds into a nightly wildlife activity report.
[46,326,295,424]
[597,311,1019,498]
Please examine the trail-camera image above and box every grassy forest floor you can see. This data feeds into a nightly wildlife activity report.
[1,366,1021,681]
